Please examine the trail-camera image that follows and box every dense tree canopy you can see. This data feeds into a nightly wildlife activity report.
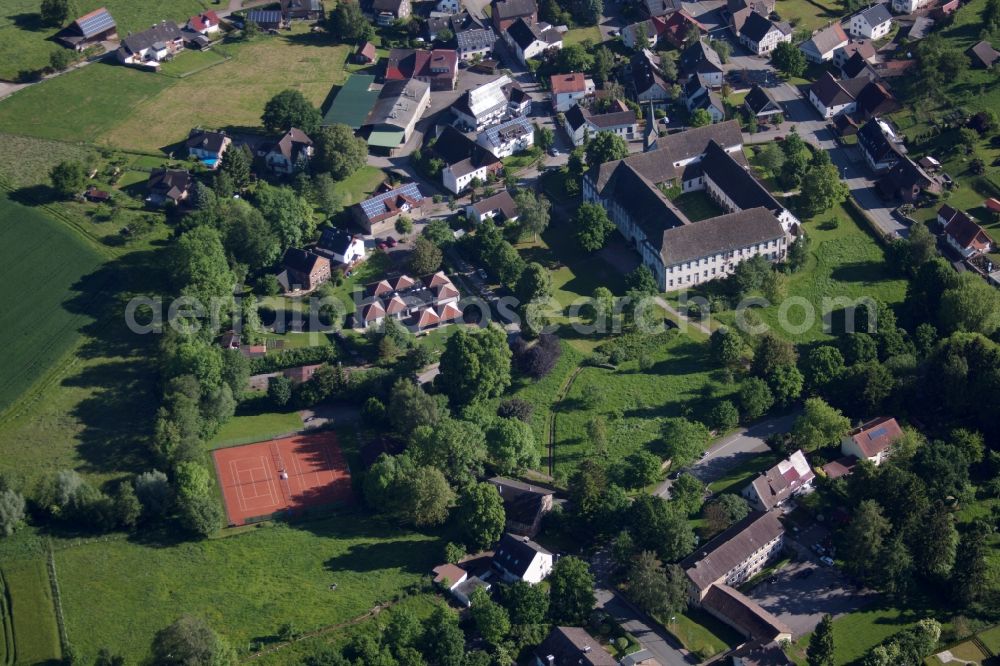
[312,124,368,179]
[262,89,321,135]
[438,325,512,405]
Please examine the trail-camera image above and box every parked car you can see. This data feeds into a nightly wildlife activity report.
[377,241,388,250]
[820,556,835,567]
[478,268,488,280]
[386,236,397,248]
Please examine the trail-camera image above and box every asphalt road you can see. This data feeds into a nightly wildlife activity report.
[596,589,697,666]
[654,411,799,498]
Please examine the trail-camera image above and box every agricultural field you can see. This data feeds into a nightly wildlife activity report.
[53,517,444,663]
[0,194,103,416]
[0,558,62,665]
[0,0,211,81]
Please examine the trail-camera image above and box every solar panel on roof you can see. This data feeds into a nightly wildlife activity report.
[77,9,115,38]
[359,183,424,220]
[868,426,888,440]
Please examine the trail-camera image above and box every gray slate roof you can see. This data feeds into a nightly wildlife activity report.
[740,11,778,42]
[659,207,783,266]
[121,21,181,54]
[857,3,892,27]
[492,533,551,578]
[682,511,785,591]
[700,140,783,214]
[492,0,537,20]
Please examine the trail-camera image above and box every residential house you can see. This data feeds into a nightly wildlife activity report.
[620,649,659,666]
[808,71,861,117]
[456,28,496,61]
[731,642,794,666]
[266,127,314,174]
[841,416,902,466]
[892,0,929,13]
[452,576,491,607]
[282,248,331,290]
[739,12,792,55]
[84,186,111,203]
[357,272,461,330]
[352,182,425,234]
[56,7,117,50]
[506,83,532,116]
[685,77,726,122]
[436,125,504,192]
[967,40,1000,68]
[857,117,904,174]
[939,208,992,257]
[833,38,876,68]
[372,0,411,25]
[630,49,672,104]
[642,0,684,17]
[436,0,461,12]
[490,0,537,33]
[476,115,534,157]
[877,155,940,201]
[841,50,879,80]
[563,103,639,146]
[743,84,783,120]
[931,0,960,17]
[146,168,192,206]
[800,23,849,62]
[185,128,230,167]
[849,4,893,39]
[680,39,725,86]
[492,533,554,583]
[363,78,431,152]
[245,9,284,30]
[741,450,815,512]
[116,21,183,65]
[487,477,554,537]
[451,75,515,130]
[532,627,617,666]
[621,16,666,50]
[316,228,366,264]
[550,72,595,112]
[683,510,786,598]
[660,10,705,49]
[353,40,377,63]
[505,18,563,65]
[727,0,776,36]
[281,0,324,20]
[466,189,519,224]
[386,48,458,91]
[187,10,221,34]
[432,564,490,606]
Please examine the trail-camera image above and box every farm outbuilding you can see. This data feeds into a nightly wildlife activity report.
[322,75,379,130]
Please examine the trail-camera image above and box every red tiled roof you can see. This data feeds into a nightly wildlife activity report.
[386,295,407,314]
[417,307,440,328]
[436,283,460,300]
[822,455,858,480]
[440,302,463,321]
[394,274,416,290]
[428,270,451,287]
[550,72,586,94]
[432,563,467,586]
[849,416,902,458]
[945,213,992,252]
[364,301,386,321]
[189,10,219,31]
[373,280,393,297]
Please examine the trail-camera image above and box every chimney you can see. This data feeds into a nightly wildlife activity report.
[546,656,555,666]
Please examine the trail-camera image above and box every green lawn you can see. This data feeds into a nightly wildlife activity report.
[0,193,104,416]
[977,625,1000,654]
[562,26,603,47]
[333,165,386,207]
[793,602,938,665]
[672,191,725,222]
[209,409,305,449]
[664,609,742,661]
[706,450,782,495]
[702,201,907,343]
[53,518,445,663]
[553,331,737,477]
[157,47,229,78]
[2,558,62,665]
[773,0,844,33]
[0,0,210,81]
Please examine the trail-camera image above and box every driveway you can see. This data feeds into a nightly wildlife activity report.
[747,558,877,638]
[654,411,798,498]
[596,589,695,666]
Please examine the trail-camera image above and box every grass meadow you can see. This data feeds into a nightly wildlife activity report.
[209,409,306,449]
[1,558,62,664]
[54,518,444,663]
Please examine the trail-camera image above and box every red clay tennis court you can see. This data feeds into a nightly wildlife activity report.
[212,431,353,526]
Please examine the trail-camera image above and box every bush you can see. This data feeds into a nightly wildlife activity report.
[596,332,671,365]
[512,333,562,379]
[248,345,336,374]
[498,398,534,422]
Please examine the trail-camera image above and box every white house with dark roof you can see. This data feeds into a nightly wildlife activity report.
[436,126,503,193]
[466,189,519,224]
[739,12,792,54]
[630,49,671,104]
[685,77,725,122]
[146,168,192,206]
[487,477,554,536]
[451,75,514,130]
[456,28,496,60]
[504,18,562,65]
[679,39,725,87]
[743,85,783,120]
[266,128,313,174]
[185,128,231,167]
[492,533,554,584]
[857,117,905,174]
[849,4,893,39]
[937,206,992,257]
[563,103,638,146]
[316,228,366,264]
[116,21,183,65]
[533,627,616,665]
[841,416,902,466]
